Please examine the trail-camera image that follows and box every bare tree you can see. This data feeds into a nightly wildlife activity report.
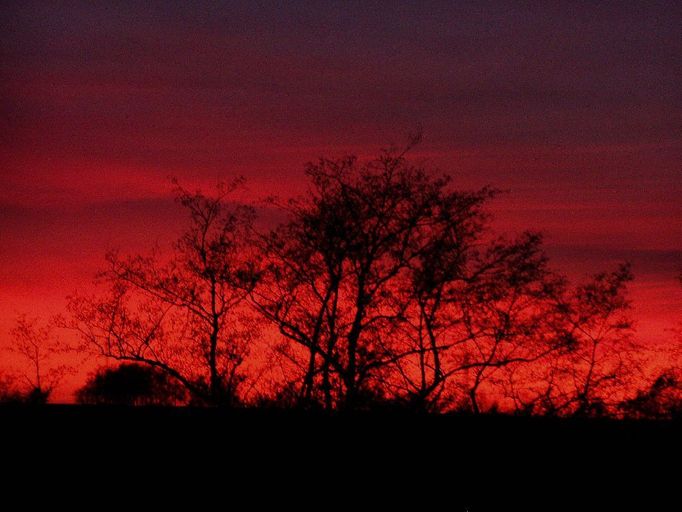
[386,179,496,410]
[252,144,473,408]
[394,217,568,412]
[9,315,69,403]
[251,142,567,411]
[505,264,639,417]
[64,180,259,406]
[619,269,682,418]
[56,144,662,416]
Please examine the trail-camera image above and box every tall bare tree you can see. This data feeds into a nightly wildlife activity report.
[251,142,567,411]
[252,147,448,407]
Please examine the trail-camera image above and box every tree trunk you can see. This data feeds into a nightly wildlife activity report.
[209,322,221,405]
[301,350,316,405]
[470,386,480,414]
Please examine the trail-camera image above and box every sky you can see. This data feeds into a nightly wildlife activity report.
[1,1,681,399]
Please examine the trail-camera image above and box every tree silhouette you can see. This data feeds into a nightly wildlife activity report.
[76,363,187,406]
[620,270,682,418]
[252,145,467,408]
[57,144,662,414]
[252,141,571,411]
[505,264,639,416]
[8,315,69,404]
[65,179,259,406]
[0,373,23,404]
[619,369,682,419]
[396,230,566,412]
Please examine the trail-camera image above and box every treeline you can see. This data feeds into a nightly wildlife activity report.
[3,146,681,417]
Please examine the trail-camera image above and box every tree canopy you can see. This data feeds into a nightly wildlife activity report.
[54,146,677,417]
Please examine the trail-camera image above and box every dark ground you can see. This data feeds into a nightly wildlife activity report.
[1,405,678,509]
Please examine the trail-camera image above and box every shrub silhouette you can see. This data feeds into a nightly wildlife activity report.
[76,364,187,406]
[0,373,23,404]
[0,373,50,404]
[620,370,682,419]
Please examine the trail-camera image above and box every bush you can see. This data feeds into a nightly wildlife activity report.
[76,364,187,406]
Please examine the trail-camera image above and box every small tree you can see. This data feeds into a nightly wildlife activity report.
[396,231,565,412]
[506,264,639,417]
[0,373,23,404]
[65,179,259,406]
[620,270,682,418]
[9,315,68,404]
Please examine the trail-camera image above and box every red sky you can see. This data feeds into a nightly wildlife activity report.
[1,2,680,400]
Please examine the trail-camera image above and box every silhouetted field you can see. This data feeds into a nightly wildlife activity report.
[3,405,678,456]
[1,404,677,509]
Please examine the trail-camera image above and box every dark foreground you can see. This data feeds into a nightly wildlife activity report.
[1,405,678,509]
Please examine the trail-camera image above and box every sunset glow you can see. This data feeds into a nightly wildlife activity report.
[1,2,680,405]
